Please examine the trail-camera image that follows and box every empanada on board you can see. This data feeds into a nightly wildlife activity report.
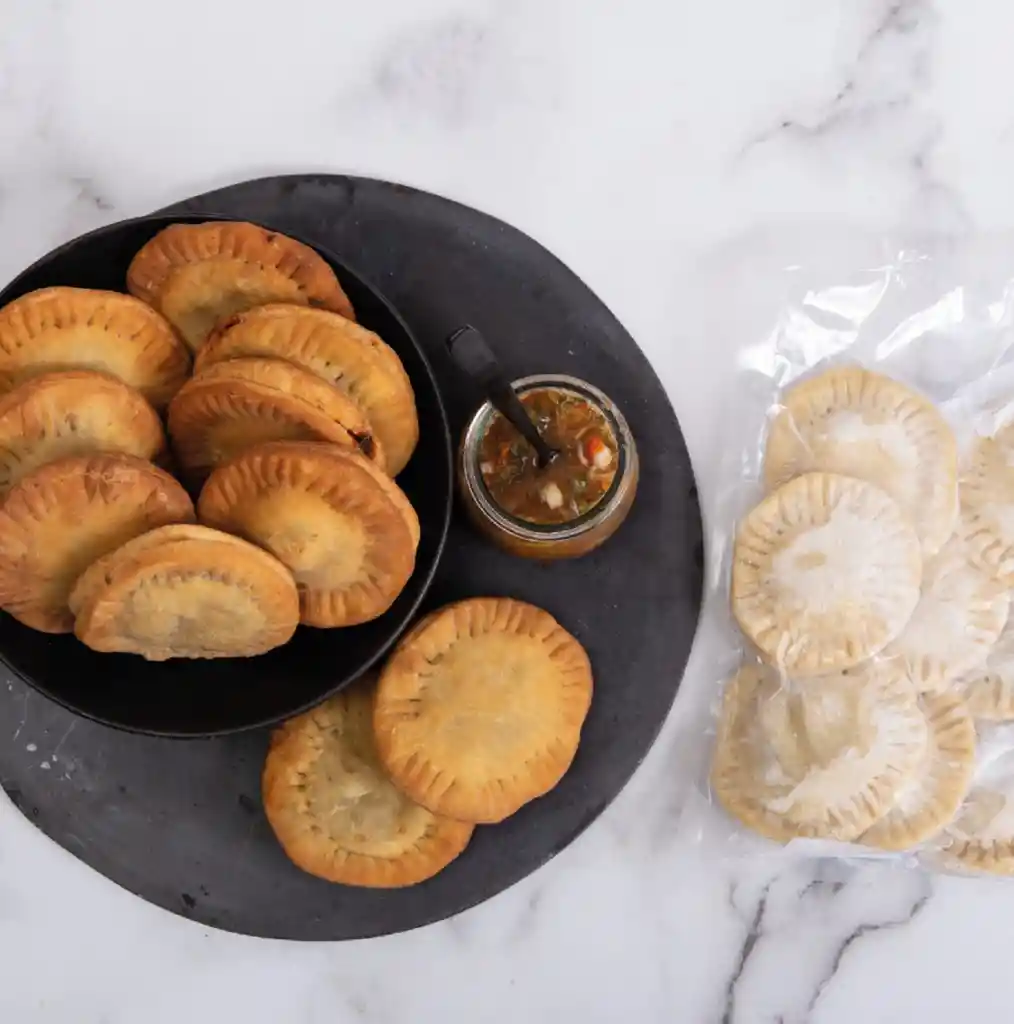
[74,530,298,660]
[126,221,355,352]
[0,453,195,632]
[711,662,927,843]
[198,441,418,627]
[168,357,383,481]
[0,287,190,409]
[732,472,922,676]
[263,680,474,887]
[0,370,165,500]
[764,366,958,555]
[861,691,975,851]
[373,598,593,824]
[197,303,418,475]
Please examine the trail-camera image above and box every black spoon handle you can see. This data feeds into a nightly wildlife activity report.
[445,324,557,466]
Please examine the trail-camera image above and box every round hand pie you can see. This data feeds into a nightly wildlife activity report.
[0,370,165,500]
[711,661,927,843]
[962,424,1014,584]
[168,356,383,481]
[883,533,1009,692]
[197,303,418,475]
[861,691,975,851]
[263,680,474,887]
[0,453,195,632]
[732,472,922,675]
[764,366,957,555]
[373,598,593,824]
[198,441,418,627]
[956,612,1014,721]
[938,753,1014,875]
[126,221,355,351]
[74,528,299,660]
[0,287,190,409]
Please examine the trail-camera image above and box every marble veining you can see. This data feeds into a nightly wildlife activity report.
[3,1,1014,1021]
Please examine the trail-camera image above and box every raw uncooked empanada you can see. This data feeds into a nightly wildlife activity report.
[262,680,474,887]
[765,366,958,555]
[74,530,298,660]
[962,424,1014,584]
[711,661,927,843]
[938,754,1014,875]
[862,692,975,851]
[0,370,165,499]
[0,287,190,408]
[168,356,383,481]
[127,221,355,351]
[373,598,593,824]
[0,453,194,632]
[198,441,418,627]
[197,303,418,475]
[956,610,1014,721]
[732,472,922,675]
[884,533,1009,692]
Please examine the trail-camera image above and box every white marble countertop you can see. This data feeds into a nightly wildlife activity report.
[3,1,1014,1021]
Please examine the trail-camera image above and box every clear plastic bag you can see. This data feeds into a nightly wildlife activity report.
[697,239,1014,876]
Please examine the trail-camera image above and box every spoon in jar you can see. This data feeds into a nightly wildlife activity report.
[445,324,559,468]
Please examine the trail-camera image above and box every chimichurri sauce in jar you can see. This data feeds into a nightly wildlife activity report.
[477,387,619,525]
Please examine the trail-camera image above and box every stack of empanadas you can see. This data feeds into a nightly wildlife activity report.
[262,597,593,887]
[714,365,1014,872]
[0,220,422,660]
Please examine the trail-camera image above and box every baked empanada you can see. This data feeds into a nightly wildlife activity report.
[197,304,418,475]
[0,370,165,500]
[263,679,473,887]
[74,530,298,660]
[0,287,190,408]
[126,221,355,351]
[198,441,418,627]
[0,453,195,632]
[373,598,593,824]
[168,357,383,482]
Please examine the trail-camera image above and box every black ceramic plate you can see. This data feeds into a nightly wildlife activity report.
[0,177,703,940]
[0,214,452,736]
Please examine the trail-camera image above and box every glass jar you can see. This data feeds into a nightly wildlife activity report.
[457,373,639,560]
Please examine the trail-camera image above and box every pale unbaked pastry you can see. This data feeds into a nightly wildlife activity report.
[711,661,927,843]
[955,612,1014,721]
[861,692,976,851]
[732,472,922,675]
[884,533,1009,693]
[938,755,1014,875]
[962,423,1014,584]
[765,366,958,555]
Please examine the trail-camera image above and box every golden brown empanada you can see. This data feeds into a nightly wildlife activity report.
[74,529,298,660]
[69,523,265,620]
[197,304,418,475]
[126,221,355,351]
[167,356,383,482]
[0,370,165,500]
[0,453,195,632]
[198,441,418,627]
[373,598,593,824]
[0,287,190,409]
[262,679,473,887]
